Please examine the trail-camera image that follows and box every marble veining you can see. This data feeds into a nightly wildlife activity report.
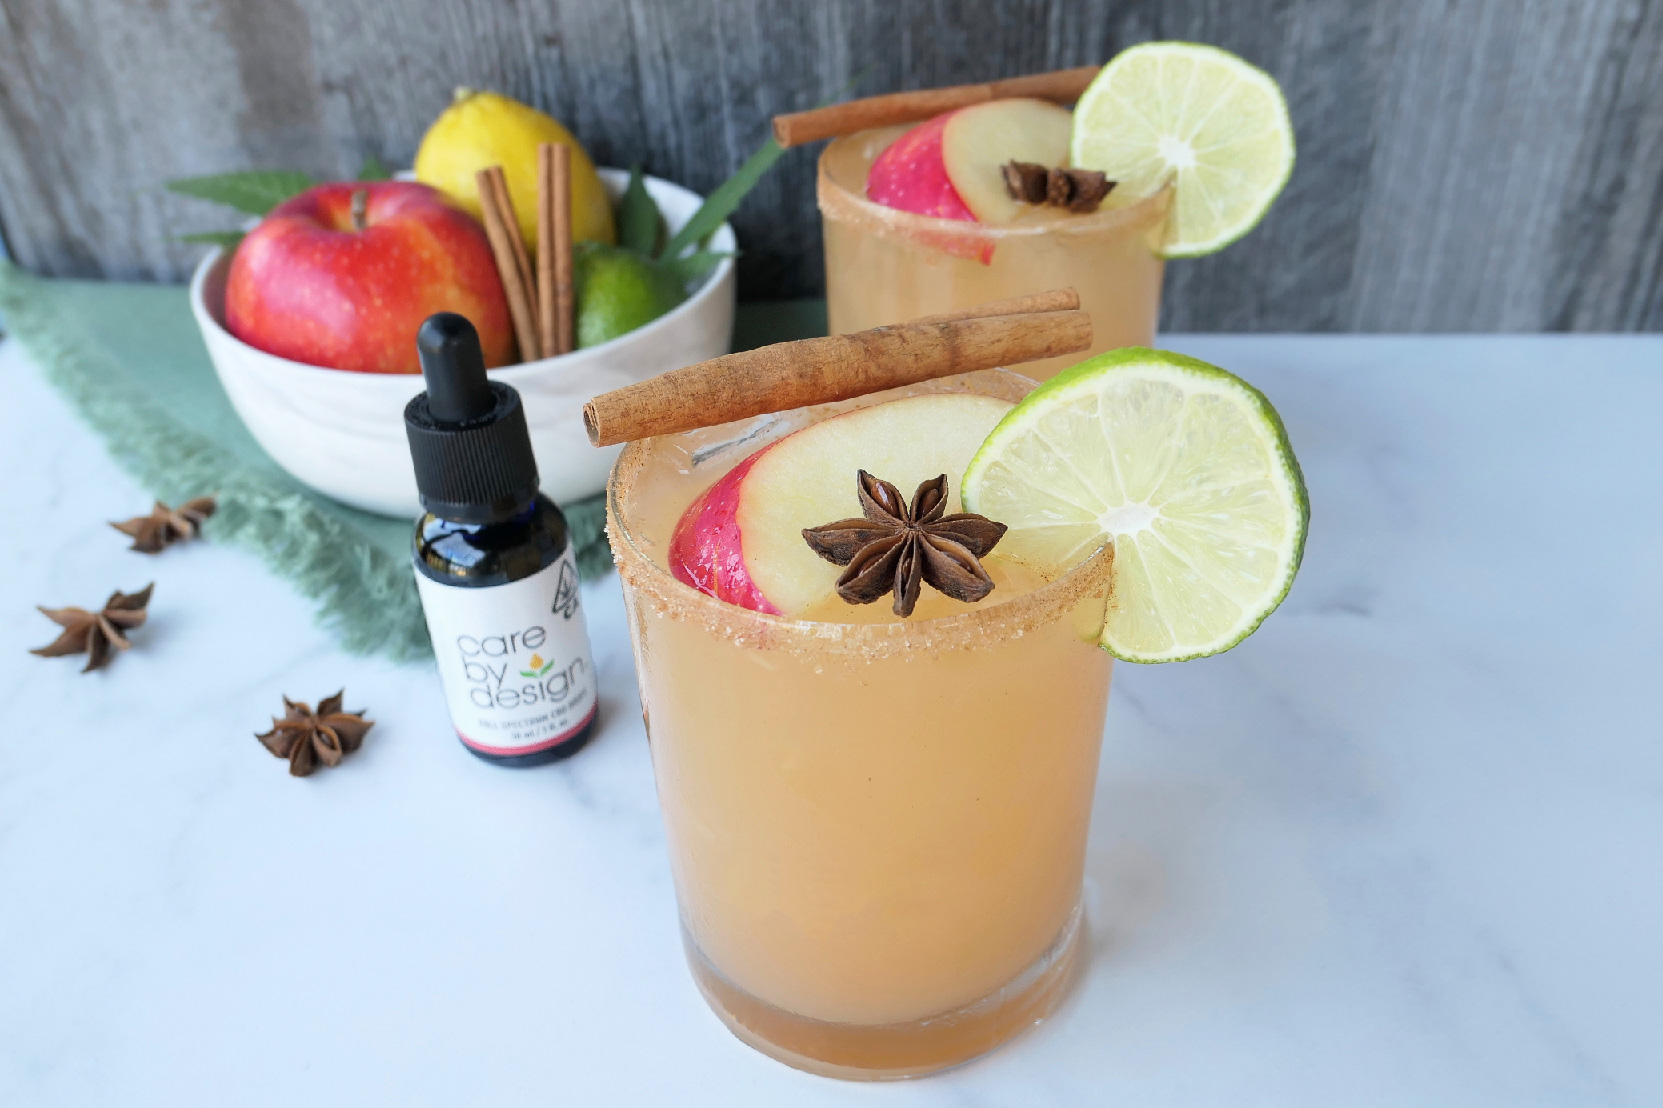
[2,334,1660,1106]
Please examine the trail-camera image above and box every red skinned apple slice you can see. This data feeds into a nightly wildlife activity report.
[942,98,1074,223]
[864,112,991,263]
[668,446,784,614]
[669,393,1014,616]
[865,112,977,221]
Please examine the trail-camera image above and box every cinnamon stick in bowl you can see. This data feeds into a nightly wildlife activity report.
[773,66,1101,148]
[537,143,576,357]
[584,291,1089,447]
[476,166,542,361]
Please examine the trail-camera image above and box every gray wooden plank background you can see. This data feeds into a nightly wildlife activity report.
[2,0,1660,331]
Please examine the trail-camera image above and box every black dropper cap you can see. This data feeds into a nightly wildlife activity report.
[405,313,540,524]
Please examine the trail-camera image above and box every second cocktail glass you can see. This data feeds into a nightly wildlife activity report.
[818,126,1171,379]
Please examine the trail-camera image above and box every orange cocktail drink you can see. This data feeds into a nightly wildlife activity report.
[607,372,1114,1079]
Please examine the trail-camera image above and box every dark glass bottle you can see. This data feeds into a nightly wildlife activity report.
[405,313,598,766]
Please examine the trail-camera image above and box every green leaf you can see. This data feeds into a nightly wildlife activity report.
[166,170,314,215]
[616,164,663,257]
[659,248,733,289]
[357,154,392,181]
[661,137,783,261]
[177,230,245,249]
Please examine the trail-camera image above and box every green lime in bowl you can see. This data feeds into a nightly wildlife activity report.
[574,244,690,349]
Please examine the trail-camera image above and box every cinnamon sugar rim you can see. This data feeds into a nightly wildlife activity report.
[605,444,1114,661]
[816,129,1173,240]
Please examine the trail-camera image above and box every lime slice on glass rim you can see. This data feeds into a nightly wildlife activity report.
[962,348,1308,663]
[1071,41,1295,258]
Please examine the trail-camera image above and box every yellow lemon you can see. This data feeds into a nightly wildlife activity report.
[414,87,615,249]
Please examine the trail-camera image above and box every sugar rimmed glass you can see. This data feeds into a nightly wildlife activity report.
[607,370,1116,1079]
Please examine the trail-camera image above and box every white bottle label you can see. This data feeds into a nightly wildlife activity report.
[415,551,597,757]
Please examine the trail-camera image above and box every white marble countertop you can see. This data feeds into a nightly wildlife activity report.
[2,332,1660,1107]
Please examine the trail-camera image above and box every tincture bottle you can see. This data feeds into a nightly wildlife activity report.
[405,312,597,765]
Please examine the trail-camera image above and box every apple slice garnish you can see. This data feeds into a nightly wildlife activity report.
[865,112,977,222]
[942,98,1074,223]
[864,112,992,262]
[669,393,1014,616]
[668,445,784,614]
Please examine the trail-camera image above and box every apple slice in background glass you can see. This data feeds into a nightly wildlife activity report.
[668,393,1012,616]
[862,99,1073,263]
[864,112,991,263]
[941,99,1073,222]
[864,112,977,222]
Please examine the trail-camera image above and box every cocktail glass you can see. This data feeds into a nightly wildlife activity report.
[607,370,1116,1079]
[818,126,1171,379]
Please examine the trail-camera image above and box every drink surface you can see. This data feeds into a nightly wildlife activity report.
[608,376,1115,1050]
[819,126,1170,379]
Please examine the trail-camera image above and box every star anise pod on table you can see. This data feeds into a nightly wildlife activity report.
[1002,161,1115,213]
[30,584,154,672]
[110,496,216,553]
[256,692,374,777]
[802,471,1008,618]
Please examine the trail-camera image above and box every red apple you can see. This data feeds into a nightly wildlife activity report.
[942,99,1074,222]
[669,394,1014,615]
[224,181,514,374]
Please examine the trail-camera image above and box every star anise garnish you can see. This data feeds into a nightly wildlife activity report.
[111,496,216,553]
[31,584,154,672]
[256,692,374,777]
[1002,161,1115,213]
[802,471,1008,618]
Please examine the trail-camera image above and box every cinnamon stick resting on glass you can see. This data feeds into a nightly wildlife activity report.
[772,66,1101,148]
[584,290,1088,447]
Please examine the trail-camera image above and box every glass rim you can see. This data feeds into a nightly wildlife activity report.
[816,127,1174,241]
[604,371,1116,661]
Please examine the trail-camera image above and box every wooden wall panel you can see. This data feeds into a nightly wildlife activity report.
[1,0,1660,331]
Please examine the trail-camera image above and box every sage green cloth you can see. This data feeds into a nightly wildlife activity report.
[0,259,824,660]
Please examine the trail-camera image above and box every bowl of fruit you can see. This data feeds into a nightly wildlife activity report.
[185,90,738,516]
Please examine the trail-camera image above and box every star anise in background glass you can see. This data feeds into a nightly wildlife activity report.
[31,584,154,672]
[111,496,216,554]
[257,692,374,777]
[803,471,1008,618]
[1002,161,1115,213]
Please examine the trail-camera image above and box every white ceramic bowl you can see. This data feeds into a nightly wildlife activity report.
[189,169,735,516]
